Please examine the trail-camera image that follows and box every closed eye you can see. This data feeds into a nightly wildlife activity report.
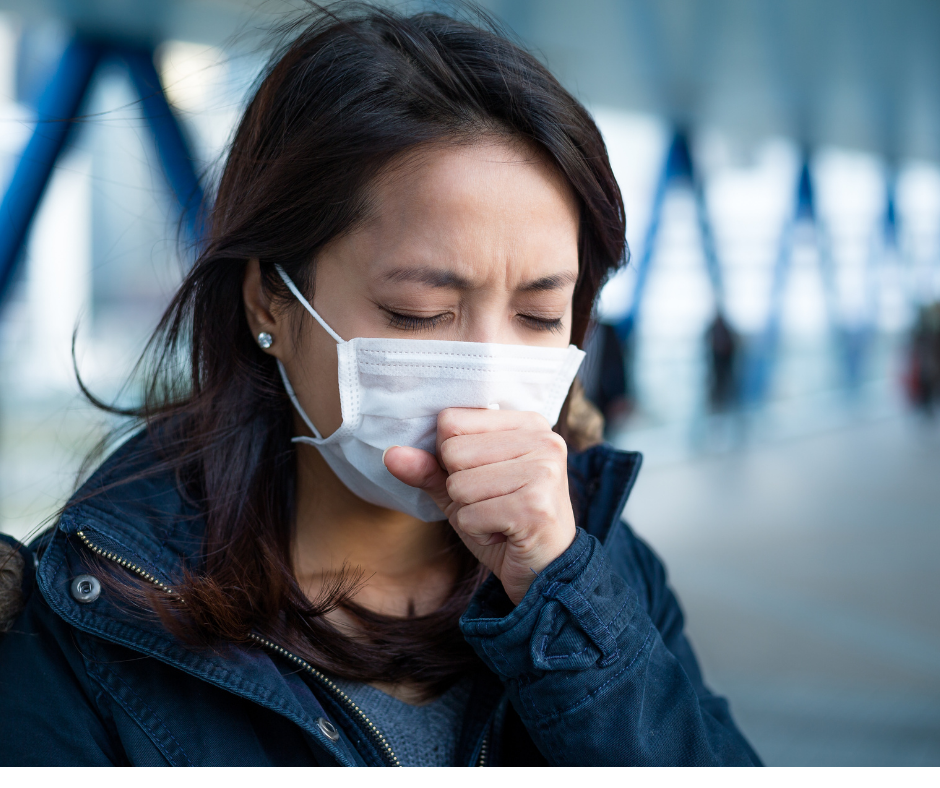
[383,309,452,332]
[518,314,564,333]
[381,307,564,334]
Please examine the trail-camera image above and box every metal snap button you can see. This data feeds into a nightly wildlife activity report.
[70,574,101,604]
[317,717,340,742]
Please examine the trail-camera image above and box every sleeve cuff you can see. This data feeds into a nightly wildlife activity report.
[460,528,640,679]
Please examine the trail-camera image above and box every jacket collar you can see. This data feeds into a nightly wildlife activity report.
[568,443,643,545]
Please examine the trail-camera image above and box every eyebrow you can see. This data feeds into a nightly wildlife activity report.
[382,267,474,289]
[519,271,579,292]
[381,267,578,292]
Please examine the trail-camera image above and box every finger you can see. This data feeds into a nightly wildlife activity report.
[454,486,563,550]
[446,456,563,506]
[440,428,567,473]
[454,527,508,549]
[452,493,531,544]
[382,445,453,514]
[436,408,550,455]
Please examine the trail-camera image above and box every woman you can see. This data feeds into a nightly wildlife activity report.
[0,6,760,766]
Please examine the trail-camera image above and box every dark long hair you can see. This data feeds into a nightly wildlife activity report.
[75,3,627,694]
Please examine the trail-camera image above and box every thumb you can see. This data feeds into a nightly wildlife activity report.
[382,445,453,514]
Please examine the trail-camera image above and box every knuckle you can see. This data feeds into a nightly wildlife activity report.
[453,506,472,533]
[531,460,555,483]
[498,514,518,535]
[445,474,470,505]
[523,487,553,520]
[457,503,510,544]
[544,431,568,457]
[437,408,462,438]
[523,410,548,428]
[439,438,459,469]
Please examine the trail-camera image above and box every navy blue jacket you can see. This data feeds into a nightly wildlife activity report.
[0,431,760,766]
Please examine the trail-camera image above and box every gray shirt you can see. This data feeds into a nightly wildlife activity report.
[331,677,473,766]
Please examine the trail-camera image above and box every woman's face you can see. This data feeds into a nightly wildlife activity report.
[245,139,581,438]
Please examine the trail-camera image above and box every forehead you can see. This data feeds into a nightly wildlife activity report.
[343,139,580,287]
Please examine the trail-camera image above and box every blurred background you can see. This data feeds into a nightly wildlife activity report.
[0,0,937,766]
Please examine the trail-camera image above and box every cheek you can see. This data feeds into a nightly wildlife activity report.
[285,323,344,437]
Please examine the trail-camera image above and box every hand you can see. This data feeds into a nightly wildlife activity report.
[383,408,576,605]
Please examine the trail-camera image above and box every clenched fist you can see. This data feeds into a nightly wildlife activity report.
[383,408,576,605]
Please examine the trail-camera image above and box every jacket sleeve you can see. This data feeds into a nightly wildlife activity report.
[460,527,762,766]
[0,574,122,765]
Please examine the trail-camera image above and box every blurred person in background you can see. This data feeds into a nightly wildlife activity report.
[705,311,740,414]
[579,320,634,430]
[907,303,940,415]
[0,5,759,767]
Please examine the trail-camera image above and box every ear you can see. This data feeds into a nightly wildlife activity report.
[243,258,284,356]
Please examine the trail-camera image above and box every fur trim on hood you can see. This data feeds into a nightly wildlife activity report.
[0,540,26,632]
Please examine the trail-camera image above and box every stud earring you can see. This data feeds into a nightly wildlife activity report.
[257,332,274,349]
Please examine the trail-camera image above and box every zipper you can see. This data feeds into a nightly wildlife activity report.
[248,632,401,767]
[74,529,402,767]
[76,530,175,595]
[476,730,489,766]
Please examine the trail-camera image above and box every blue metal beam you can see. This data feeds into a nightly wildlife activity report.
[121,45,206,247]
[0,39,102,306]
[0,36,207,313]
[615,129,725,341]
[744,151,877,402]
[743,156,812,403]
[613,134,673,341]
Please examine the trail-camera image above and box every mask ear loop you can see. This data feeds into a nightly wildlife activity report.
[274,264,345,344]
[273,265,345,442]
[277,360,323,441]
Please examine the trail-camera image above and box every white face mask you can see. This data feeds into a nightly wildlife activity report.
[275,265,585,521]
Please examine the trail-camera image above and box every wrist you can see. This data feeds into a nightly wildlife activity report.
[502,523,577,605]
